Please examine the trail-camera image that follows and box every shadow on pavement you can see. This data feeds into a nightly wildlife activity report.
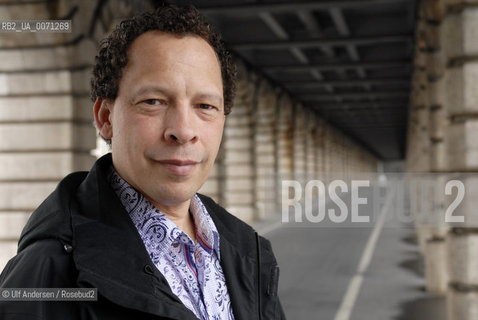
[399,256,424,278]
[401,234,418,246]
[394,296,446,320]
[395,233,446,320]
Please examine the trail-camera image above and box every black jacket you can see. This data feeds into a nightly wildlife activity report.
[0,154,285,320]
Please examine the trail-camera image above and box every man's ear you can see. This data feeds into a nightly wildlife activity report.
[93,97,114,140]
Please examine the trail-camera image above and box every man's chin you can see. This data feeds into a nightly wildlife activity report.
[147,188,198,209]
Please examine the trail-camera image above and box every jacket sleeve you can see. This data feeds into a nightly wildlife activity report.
[0,239,79,320]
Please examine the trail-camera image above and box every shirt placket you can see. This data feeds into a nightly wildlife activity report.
[195,244,214,317]
[181,235,210,320]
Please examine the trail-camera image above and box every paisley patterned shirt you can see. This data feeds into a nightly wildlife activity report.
[108,167,234,320]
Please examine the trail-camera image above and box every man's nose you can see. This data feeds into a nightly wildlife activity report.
[163,105,198,144]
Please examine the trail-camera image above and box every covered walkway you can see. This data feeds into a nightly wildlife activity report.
[1,0,477,319]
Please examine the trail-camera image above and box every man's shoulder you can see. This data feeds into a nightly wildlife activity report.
[0,238,77,288]
[28,171,88,220]
[0,239,79,320]
[1,168,92,288]
[17,171,88,253]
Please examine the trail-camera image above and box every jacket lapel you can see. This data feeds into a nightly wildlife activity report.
[219,237,259,320]
[70,155,196,319]
[69,155,265,319]
[201,197,260,320]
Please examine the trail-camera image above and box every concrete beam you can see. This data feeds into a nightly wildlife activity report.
[199,0,411,14]
[231,34,412,51]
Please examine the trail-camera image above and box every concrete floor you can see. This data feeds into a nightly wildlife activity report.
[255,186,446,320]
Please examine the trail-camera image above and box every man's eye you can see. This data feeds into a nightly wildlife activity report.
[144,99,162,105]
[199,104,215,110]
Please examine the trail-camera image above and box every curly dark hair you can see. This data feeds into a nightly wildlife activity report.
[90,4,236,115]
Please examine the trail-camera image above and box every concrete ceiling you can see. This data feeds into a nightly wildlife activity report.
[163,0,417,160]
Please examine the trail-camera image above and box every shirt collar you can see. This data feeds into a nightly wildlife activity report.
[190,194,221,259]
[108,166,221,259]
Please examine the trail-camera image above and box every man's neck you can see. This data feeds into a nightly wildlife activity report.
[150,198,196,242]
[110,163,197,242]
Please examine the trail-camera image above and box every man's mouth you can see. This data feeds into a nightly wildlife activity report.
[155,159,199,176]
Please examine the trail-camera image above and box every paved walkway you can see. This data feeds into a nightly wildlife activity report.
[253,183,446,320]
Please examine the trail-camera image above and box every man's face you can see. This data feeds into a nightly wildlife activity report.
[98,31,225,209]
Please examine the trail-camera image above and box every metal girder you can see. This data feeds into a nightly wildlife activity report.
[183,0,416,160]
[333,123,406,128]
[333,114,407,121]
[299,91,409,100]
[330,8,350,35]
[314,103,406,110]
[330,118,407,125]
[259,12,288,40]
[293,10,334,88]
[297,10,321,37]
[284,78,410,88]
[323,111,406,117]
[321,110,406,115]
[265,60,411,72]
[231,34,412,50]
[332,118,406,123]
[329,7,368,86]
[198,0,411,15]
[258,11,332,89]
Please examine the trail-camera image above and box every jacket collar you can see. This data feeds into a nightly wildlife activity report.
[70,154,197,319]
[70,154,261,320]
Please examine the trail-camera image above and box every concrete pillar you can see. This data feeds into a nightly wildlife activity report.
[254,82,277,220]
[277,96,294,177]
[330,131,339,175]
[314,117,325,176]
[426,237,449,293]
[447,229,478,320]
[276,94,295,215]
[218,63,255,222]
[337,133,345,176]
[272,92,283,215]
[441,1,478,319]
[293,104,307,180]
[328,128,337,175]
[419,1,450,294]
[0,1,99,270]
[344,139,352,174]
[305,109,315,177]
[323,124,332,181]
[409,1,436,259]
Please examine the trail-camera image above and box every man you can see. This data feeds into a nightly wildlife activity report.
[0,5,285,320]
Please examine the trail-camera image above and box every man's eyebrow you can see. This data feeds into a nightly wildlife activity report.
[195,93,224,106]
[132,86,224,105]
[132,85,171,97]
